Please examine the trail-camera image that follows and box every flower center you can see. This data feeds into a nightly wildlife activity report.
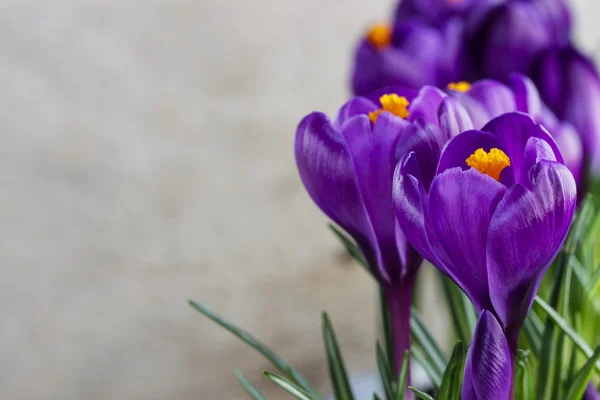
[447,81,471,92]
[368,94,410,123]
[466,148,511,181]
[367,23,392,49]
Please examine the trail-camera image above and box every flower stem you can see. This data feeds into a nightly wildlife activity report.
[382,283,414,397]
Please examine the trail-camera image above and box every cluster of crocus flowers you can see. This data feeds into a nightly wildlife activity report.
[352,0,600,177]
[295,74,579,397]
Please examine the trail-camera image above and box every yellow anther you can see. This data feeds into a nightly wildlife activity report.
[447,81,471,93]
[368,94,410,123]
[466,148,511,181]
[367,23,392,49]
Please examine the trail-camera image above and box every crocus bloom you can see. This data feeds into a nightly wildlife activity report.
[533,46,600,174]
[351,19,465,96]
[446,75,584,186]
[584,385,600,400]
[295,85,466,387]
[394,0,496,27]
[393,112,577,354]
[462,311,512,400]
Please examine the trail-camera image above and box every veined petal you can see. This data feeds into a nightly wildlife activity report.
[295,112,380,277]
[486,161,576,334]
[467,80,517,120]
[427,168,507,312]
[438,97,474,138]
[335,97,378,129]
[393,152,444,271]
[408,86,447,127]
[436,129,506,176]
[462,311,512,400]
[343,113,405,283]
[511,74,542,118]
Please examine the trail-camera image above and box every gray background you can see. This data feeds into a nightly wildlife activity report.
[0,1,598,399]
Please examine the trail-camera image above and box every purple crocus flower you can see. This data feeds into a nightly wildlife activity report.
[351,19,465,96]
[295,85,463,387]
[393,112,577,355]
[533,46,600,174]
[447,75,584,186]
[584,384,600,400]
[394,0,497,27]
[462,311,512,400]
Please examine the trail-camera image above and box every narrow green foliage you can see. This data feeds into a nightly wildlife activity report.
[534,297,600,374]
[411,346,442,390]
[410,307,447,376]
[234,370,268,400]
[376,342,395,400]
[437,341,466,400]
[514,350,534,400]
[328,223,369,271]
[264,371,313,400]
[396,351,410,400]
[322,312,356,400]
[409,387,436,400]
[188,301,321,398]
[380,289,395,375]
[374,394,384,400]
[439,274,477,343]
[563,347,600,400]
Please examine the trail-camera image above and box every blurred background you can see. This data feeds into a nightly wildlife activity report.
[0,1,598,399]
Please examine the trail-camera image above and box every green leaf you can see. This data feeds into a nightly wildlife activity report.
[380,289,395,375]
[328,223,369,271]
[437,341,466,400]
[234,370,268,400]
[376,342,395,400]
[410,307,447,377]
[534,296,600,374]
[411,346,442,390]
[264,371,313,400]
[188,301,321,398]
[374,394,384,400]
[322,312,356,400]
[563,347,600,400]
[409,387,436,400]
[396,351,410,400]
[439,274,477,343]
[514,350,534,400]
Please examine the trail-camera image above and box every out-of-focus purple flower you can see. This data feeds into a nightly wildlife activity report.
[351,19,465,96]
[533,46,600,173]
[395,0,497,27]
[393,112,577,352]
[295,85,453,382]
[462,311,512,400]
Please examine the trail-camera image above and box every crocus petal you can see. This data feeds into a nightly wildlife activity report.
[462,311,512,400]
[295,112,380,278]
[408,86,447,127]
[486,160,576,335]
[511,74,542,118]
[436,129,506,175]
[552,122,583,186]
[393,152,444,270]
[482,112,564,185]
[395,120,444,191]
[449,91,492,129]
[584,384,600,400]
[335,97,378,128]
[438,97,474,138]
[427,168,507,312]
[467,80,517,120]
[342,114,406,283]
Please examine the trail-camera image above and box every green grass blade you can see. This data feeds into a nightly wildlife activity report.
[514,350,534,400]
[437,341,466,400]
[188,301,321,398]
[410,307,447,375]
[439,274,476,343]
[376,342,395,400]
[322,312,356,400]
[563,347,600,400]
[409,387,436,400]
[396,351,410,400]
[264,371,313,400]
[411,346,442,390]
[328,223,369,270]
[234,370,268,400]
[534,296,600,374]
